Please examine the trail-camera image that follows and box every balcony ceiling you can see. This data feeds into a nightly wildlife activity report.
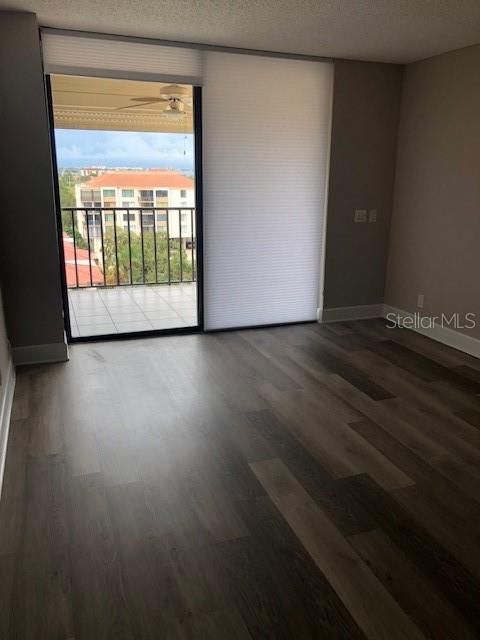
[1,1,480,64]
[51,75,194,133]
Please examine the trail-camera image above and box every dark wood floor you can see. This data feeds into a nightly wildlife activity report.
[2,319,480,638]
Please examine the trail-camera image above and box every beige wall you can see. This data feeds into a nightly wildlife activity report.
[323,60,403,309]
[385,45,480,339]
[0,12,67,361]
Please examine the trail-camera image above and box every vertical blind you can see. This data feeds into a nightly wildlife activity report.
[203,51,333,329]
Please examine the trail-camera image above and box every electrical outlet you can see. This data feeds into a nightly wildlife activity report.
[354,209,367,223]
[368,209,377,223]
[417,294,424,309]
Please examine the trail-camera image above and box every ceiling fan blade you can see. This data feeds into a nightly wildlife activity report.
[130,96,169,102]
[115,101,161,111]
[160,84,190,98]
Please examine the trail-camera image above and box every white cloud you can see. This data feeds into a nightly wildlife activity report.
[55,130,194,171]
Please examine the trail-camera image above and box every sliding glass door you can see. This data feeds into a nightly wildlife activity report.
[47,73,202,340]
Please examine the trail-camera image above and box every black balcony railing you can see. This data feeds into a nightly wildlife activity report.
[62,207,196,289]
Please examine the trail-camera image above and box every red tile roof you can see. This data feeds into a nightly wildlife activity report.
[83,170,194,190]
[63,233,104,287]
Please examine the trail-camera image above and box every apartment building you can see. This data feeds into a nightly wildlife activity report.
[79,166,107,176]
[75,170,195,243]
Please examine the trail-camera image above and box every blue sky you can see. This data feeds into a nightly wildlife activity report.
[55,130,194,172]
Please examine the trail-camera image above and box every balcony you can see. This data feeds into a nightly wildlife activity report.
[68,283,196,337]
[62,207,197,337]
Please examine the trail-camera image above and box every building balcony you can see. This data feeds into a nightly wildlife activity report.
[62,206,197,337]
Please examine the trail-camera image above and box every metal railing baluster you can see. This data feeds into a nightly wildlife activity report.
[179,209,183,283]
[99,209,106,287]
[140,209,145,284]
[190,209,194,282]
[71,209,79,288]
[113,209,120,285]
[85,209,93,287]
[153,208,158,284]
[166,208,171,285]
[127,208,133,284]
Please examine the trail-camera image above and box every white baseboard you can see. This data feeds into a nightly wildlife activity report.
[383,305,480,360]
[0,358,16,498]
[320,304,384,323]
[12,341,69,366]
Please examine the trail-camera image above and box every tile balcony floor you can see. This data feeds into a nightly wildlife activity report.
[68,282,197,338]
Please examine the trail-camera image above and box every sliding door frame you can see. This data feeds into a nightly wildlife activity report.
[45,74,204,343]
[45,74,74,343]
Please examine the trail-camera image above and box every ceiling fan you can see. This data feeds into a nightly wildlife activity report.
[116,84,191,113]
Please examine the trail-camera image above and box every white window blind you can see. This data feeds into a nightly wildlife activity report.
[41,32,203,84]
[203,51,333,330]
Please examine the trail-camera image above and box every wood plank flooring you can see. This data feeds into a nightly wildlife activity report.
[2,319,480,638]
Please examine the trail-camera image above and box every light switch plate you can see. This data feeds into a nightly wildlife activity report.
[354,209,367,223]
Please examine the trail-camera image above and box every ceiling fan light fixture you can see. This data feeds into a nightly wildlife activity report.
[166,98,185,112]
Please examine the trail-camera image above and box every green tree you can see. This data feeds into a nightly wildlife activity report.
[58,173,88,249]
[103,228,193,285]
[62,211,88,250]
[58,172,76,208]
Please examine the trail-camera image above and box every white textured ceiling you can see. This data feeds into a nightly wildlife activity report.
[1,0,479,64]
